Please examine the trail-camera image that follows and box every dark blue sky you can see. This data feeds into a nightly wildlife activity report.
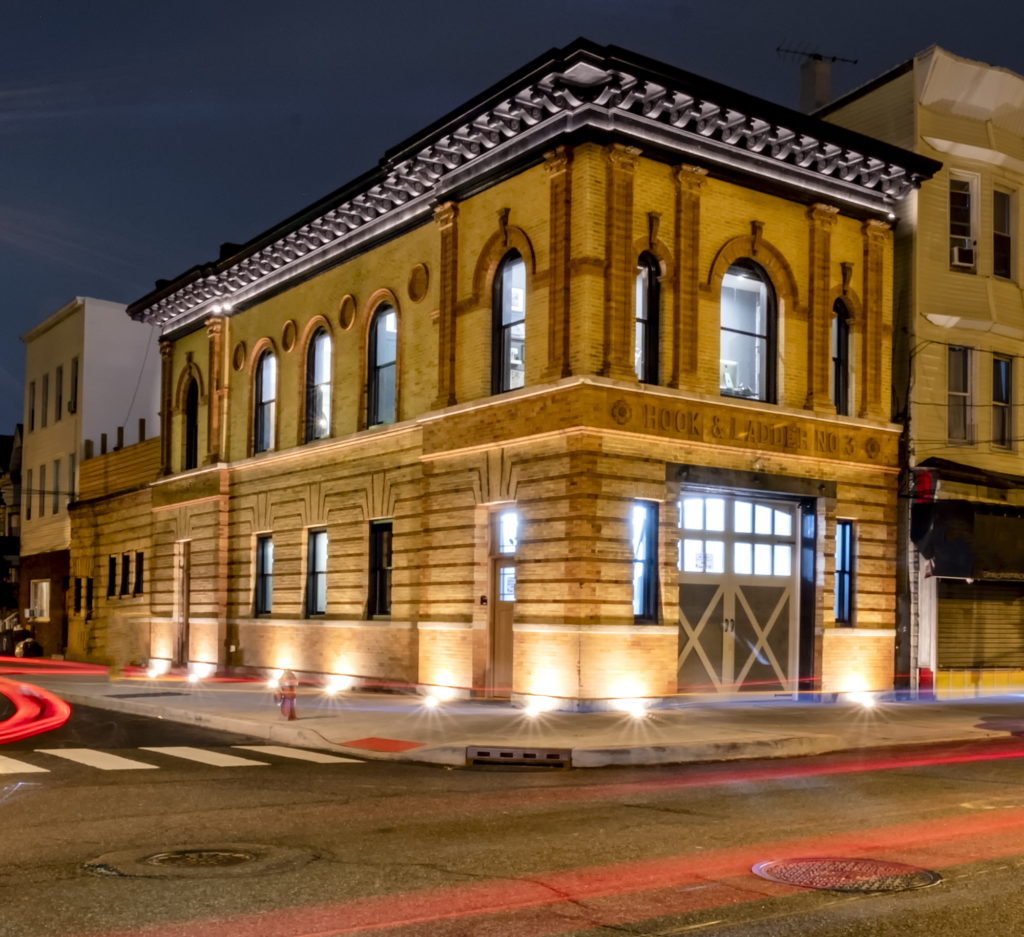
[3,0,1023,432]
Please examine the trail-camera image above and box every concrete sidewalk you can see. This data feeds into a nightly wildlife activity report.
[16,671,1024,768]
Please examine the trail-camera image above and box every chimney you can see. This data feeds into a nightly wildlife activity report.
[800,55,831,113]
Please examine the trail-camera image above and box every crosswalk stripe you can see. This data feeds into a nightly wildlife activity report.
[36,749,158,770]
[141,746,268,767]
[233,745,362,764]
[0,754,49,774]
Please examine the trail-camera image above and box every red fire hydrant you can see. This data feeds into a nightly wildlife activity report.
[276,669,298,721]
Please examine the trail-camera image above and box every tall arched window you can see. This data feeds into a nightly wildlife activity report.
[635,253,660,384]
[492,251,526,394]
[719,260,776,403]
[253,350,277,453]
[305,329,332,442]
[367,304,397,426]
[183,378,199,470]
[831,299,850,416]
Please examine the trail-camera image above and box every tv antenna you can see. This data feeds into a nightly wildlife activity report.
[777,44,859,112]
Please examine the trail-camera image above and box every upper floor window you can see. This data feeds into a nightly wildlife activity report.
[253,351,277,454]
[994,189,1013,280]
[949,175,977,271]
[54,365,63,422]
[831,300,851,416]
[492,251,526,394]
[41,374,49,428]
[993,355,1012,449]
[183,378,200,470]
[305,329,332,442]
[51,458,61,514]
[634,253,660,384]
[367,305,397,426]
[948,345,972,443]
[720,260,776,403]
[24,468,32,521]
[27,382,35,432]
[69,356,79,414]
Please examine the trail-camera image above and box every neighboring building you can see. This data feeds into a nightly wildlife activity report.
[20,297,160,655]
[0,425,23,618]
[822,47,1024,696]
[81,40,935,706]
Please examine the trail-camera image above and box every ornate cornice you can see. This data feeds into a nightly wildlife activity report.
[130,43,937,333]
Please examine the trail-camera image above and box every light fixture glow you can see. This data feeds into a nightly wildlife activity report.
[612,697,649,719]
[422,694,440,709]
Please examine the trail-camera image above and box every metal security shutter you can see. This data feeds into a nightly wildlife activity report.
[936,580,1024,668]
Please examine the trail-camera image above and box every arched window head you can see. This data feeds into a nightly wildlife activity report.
[831,300,851,416]
[253,350,277,453]
[719,260,776,403]
[368,304,397,426]
[305,329,332,442]
[183,378,200,470]
[635,253,660,384]
[492,251,526,394]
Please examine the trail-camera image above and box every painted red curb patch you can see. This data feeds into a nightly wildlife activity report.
[342,736,424,752]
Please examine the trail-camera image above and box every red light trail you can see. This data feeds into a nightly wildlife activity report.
[0,676,71,743]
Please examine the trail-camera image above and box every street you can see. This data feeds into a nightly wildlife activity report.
[3,706,1024,936]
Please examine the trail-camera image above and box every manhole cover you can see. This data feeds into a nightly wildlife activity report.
[752,857,941,893]
[83,843,315,878]
[145,849,257,868]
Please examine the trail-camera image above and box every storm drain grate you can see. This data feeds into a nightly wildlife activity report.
[466,746,571,768]
[752,857,941,893]
[145,849,257,868]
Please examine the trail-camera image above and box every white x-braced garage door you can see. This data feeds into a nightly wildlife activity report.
[678,493,800,695]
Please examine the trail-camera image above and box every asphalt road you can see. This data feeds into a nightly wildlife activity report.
[3,707,1024,937]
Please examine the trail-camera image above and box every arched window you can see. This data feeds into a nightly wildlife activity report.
[183,378,199,470]
[831,300,850,416]
[635,253,660,384]
[492,251,526,394]
[253,350,277,453]
[367,304,397,426]
[719,260,776,403]
[305,329,332,442]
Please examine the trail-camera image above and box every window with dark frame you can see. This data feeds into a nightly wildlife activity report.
[254,535,274,615]
[994,190,1013,280]
[133,552,144,595]
[306,529,328,616]
[55,365,63,423]
[492,252,526,395]
[634,253,660,384]
[950,176,976,271]
[52,458,61,514]
[69,356,79,414]
[120,553,130,596]
[24,469,31,521]
[631,501,659,622]
[719,260,776,403]
[367,306,397,426]
[834,520,854,625]
[41,373,48,428]
[368,521,393,617]
[107,556,116,597]
[28,381,35,432]
[73,577,82,614]
[85,577,94,616]
[184,378,200,470]
[831,300,851,416]
[305,330,332,442]
[38,464,45,518]
[253,351,277,454]
[948,345,972,442]
[993,355,1012,448]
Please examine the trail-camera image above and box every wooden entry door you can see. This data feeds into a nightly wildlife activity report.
[488,557,515,696]
[678,494,799,695]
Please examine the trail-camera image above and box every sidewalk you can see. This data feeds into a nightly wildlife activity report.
[17,670,1024,768]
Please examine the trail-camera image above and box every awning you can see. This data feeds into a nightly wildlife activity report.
[912,500,1024,582]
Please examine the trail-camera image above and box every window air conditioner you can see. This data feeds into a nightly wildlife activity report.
[67,401,76,414]
[951,245,975,267]
[23,608,35,620]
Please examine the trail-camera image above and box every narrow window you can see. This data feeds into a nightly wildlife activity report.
[120,553,130,596]
[29,580,51,620]
[73,577,82,614]
[492,252,526,394]
[834,520,854,625]
[107,556,116,598]
[28,381,35,432]
[24,468,32,521]
[69,356,79,413]
[948,346,972,442]
[41,374,49,428]
[720,260,776,403]
[949,176,976,271]
[51,458,61,514]
[368,521,393,617]
[254,535,274,615]
[85,577,94,615]
[183,378,200,469]
[367,306,397,426]
[133,552,144,595]
[68,452,77,501]
[631,501,659,622]
[831,300,851,416]
[38,464,45,518]
[994,190,1013,279]
[54,365,63,422]
[634,253,660,384]
[993,355,1012,449]
[305,330,332,442]
[253,351,277,453]
[306,529,328,616]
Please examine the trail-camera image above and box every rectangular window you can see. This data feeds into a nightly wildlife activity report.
[107,556,117,597]
[948,346,972,442]
[85,577,94,615]
[68,452,77,501]
[834,520,854,625]
[368,521,393,617]
[24,468,32,521]
[950,176,976,271]
[120,553,130,596]
[993,355,1012,449]
[133,552,144,595]
[41,373,49,428]
[73,577,83,614]
[994,190,1013,279]
[254,535,274,615]
[38,464,46,518]
[306,529,327,616]
[69,356,79,414]
[54,365,63,422]
[52,458,61,514]
[29,579,51,621]
[631,501,659,622]
[28,381,35,432]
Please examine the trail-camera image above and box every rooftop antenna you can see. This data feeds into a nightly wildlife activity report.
[777,44,858,113]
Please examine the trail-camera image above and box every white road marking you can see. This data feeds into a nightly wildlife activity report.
[233,745,362,764]
[141,746,268,767]
[36,749,159,770]
[0,754,50,774]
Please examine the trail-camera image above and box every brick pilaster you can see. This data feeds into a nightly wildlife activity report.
[673,165,706,386]
[861,219,891,419]
[543,146,573,381]
[602,144,641,380]
[432,202,459,409]
[806,203,839,410]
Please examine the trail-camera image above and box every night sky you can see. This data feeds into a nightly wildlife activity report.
[3,0,1024,433]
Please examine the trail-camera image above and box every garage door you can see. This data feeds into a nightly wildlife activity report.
[937,580,1024,668]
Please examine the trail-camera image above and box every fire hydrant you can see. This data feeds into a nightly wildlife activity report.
[276,669,298,720]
